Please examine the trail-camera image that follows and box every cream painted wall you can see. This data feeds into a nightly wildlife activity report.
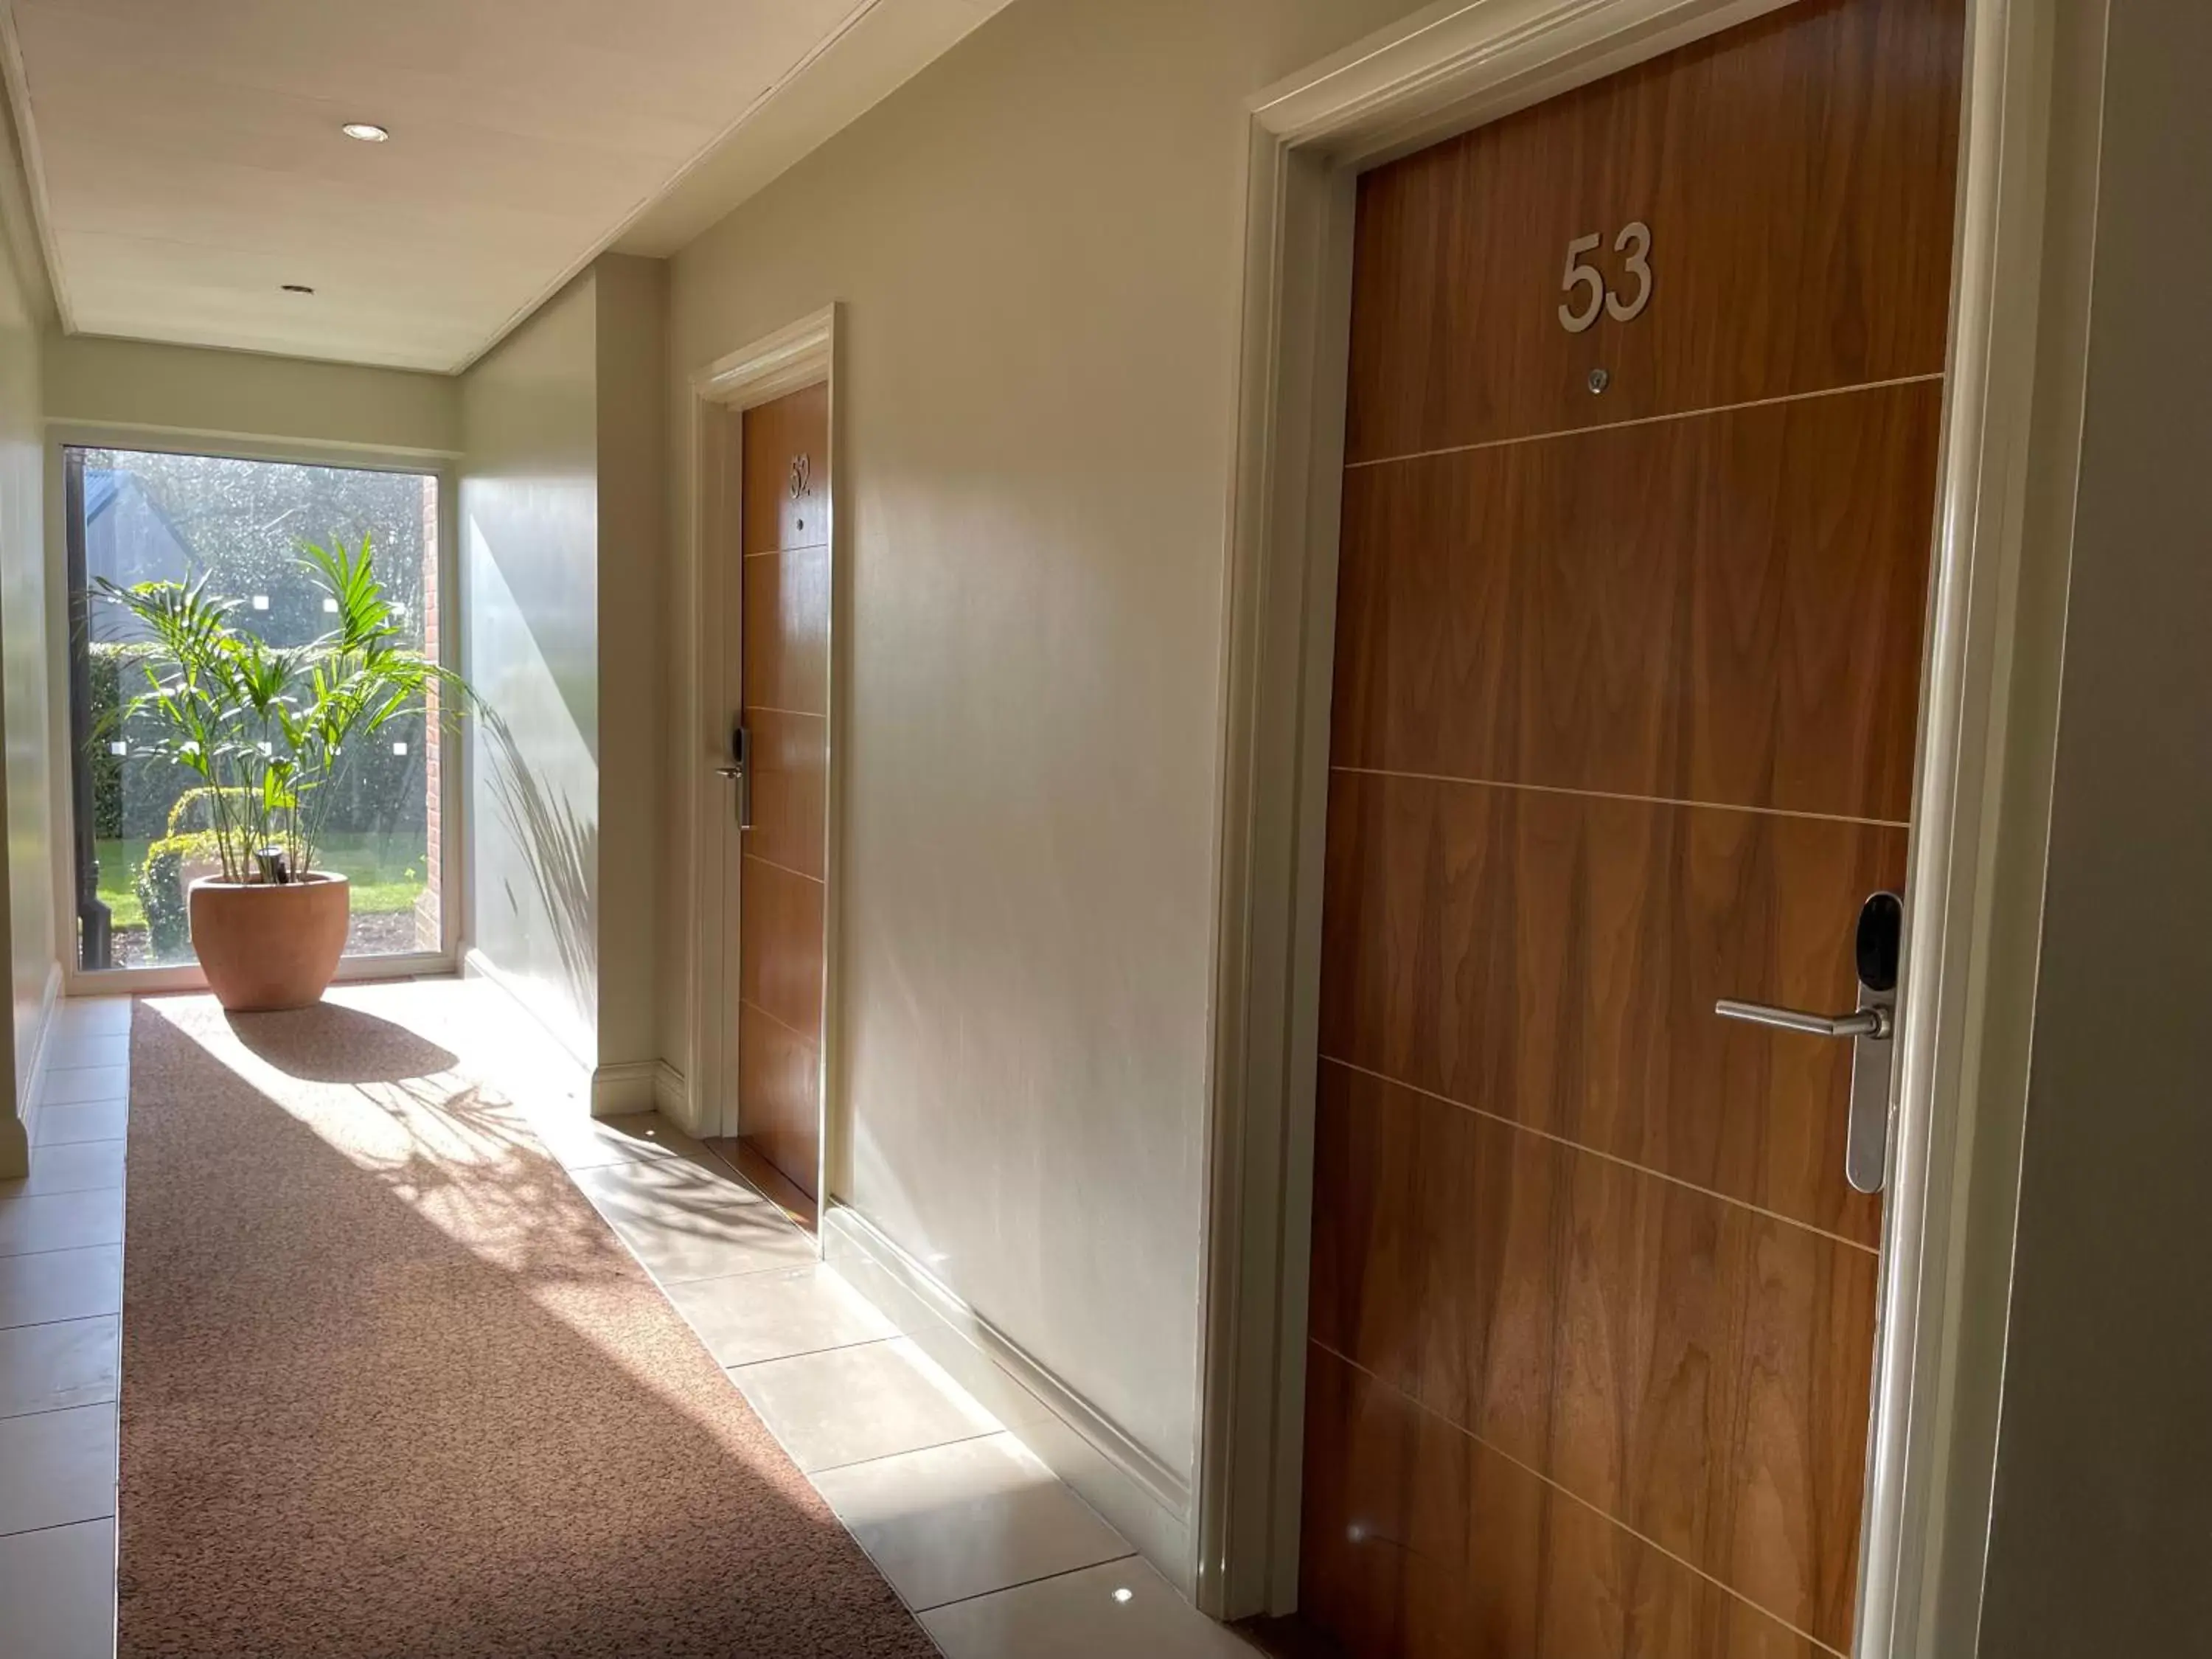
[461,274,601,1061]
[460,257,665,1073]
[591,255,667,1069]
[1975,4,2212,1651]
[0,177,54,1175]
[661,0,1432,1493]
[44,332,458,456]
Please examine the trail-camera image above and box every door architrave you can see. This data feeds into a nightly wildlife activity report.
[1194,4,2081,1653]
[681,305,842,1218]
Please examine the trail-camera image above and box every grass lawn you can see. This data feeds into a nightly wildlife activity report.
[95,832,428,931]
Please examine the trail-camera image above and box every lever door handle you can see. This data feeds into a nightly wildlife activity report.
[714,765,743,779]
[1714,1000,1891,1040]
[1714,891,1904,1195]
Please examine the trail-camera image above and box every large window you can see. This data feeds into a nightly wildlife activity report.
[66,446,445,974]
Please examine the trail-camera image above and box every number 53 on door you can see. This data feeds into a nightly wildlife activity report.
[1558,220,1653,333]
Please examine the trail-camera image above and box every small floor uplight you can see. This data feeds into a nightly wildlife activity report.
[341,122,390,142]
[1112,1587,1134,1604]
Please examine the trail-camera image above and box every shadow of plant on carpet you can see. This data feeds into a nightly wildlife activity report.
[226,1001,460,1082]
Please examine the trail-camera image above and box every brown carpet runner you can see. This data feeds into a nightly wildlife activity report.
[117,987,936,1658]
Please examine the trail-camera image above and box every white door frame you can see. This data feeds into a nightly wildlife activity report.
[680,304,844,1218]
[1192,0,2079,1650]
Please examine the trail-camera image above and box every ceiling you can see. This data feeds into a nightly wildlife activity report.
[0,0,1004,372]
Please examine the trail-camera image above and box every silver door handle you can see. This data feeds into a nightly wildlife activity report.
[720,725,754,830]
[1714,1000,1891,1040]
[1714,891,1904,1195]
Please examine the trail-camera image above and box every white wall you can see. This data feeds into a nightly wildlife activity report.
[591,256,667,1071]
[1975,3,2212,1651]
[461,274,601,1061]
[459,257,666,1074]
[0,159,53,1175]
[661,0,1433,1516]
[43,331,459,457]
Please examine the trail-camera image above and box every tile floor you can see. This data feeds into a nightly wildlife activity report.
[0,996,128,1659]
[0,990,1258,1658]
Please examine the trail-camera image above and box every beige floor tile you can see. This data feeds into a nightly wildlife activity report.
[0,1247,123,1331]
[733,1337,1001,1473]
[0,1318,120,1419]
[663,1263,896,1367]
[54,1001,131,1037]
[568,1158,815,1284]
[814,1432,1130,1611]
[0,1192,125,1259]
[31,1104,130,1148]
[40,1068,129,1108]
[920,1558,1251,1658]
[0,1405,116,1535]
[0,1141,126,1200]
[45,1032,130,1072]
[529,1109,711,1173]
[0,1518,115,1658]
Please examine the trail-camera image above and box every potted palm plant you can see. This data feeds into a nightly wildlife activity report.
[94,535,469,1011]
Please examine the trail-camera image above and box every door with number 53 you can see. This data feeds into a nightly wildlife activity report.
[1295,0,1966,1652]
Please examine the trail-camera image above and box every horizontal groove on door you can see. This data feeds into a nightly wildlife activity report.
[1329,765,1910,832]
[737,999,819,1203]
[1309,1063,1877,1648]
[1318,768,1899,1247]
[1340,0,1961,462]
[1343,370,1945,472]
[1316,1055,1876,1254]
[742,542,830,718]
[1331,380,1943,826]
[1300,1343,1843,1658]
[744,709,827,882]
[739,850,825,1043]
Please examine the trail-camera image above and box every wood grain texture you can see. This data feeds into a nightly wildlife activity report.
[741,380,830,555]
[1299,1345,1827,1659]
[1318,771,1901,1244]
[737,381,830,1200]
[1331,383,1941,823]
[745,708,827,881]
[742,543,830,717]
[740,855,825,1045]
[1343,0,1964,462]
[1306,1,1961,1647]
[1309,1065,1877,1649]
[734,1004,821,1205]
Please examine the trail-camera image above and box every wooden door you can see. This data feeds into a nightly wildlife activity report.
[1296,1,1963,1655]
[731,382,830,1207]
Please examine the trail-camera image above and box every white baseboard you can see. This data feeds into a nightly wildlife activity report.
[3,961,64,1180]
[823,1203,1195,1595]
[26,959,61,1096]
[588,1061,686,1118]
[652,1060,687,1122]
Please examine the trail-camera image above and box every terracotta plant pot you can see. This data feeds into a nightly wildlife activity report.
[189,874,350,1013]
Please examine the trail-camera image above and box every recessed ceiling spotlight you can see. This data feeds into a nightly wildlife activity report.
[282,283,315,294]
[341,122,389,142]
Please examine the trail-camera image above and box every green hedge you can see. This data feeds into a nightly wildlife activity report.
[86,642,156,840]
